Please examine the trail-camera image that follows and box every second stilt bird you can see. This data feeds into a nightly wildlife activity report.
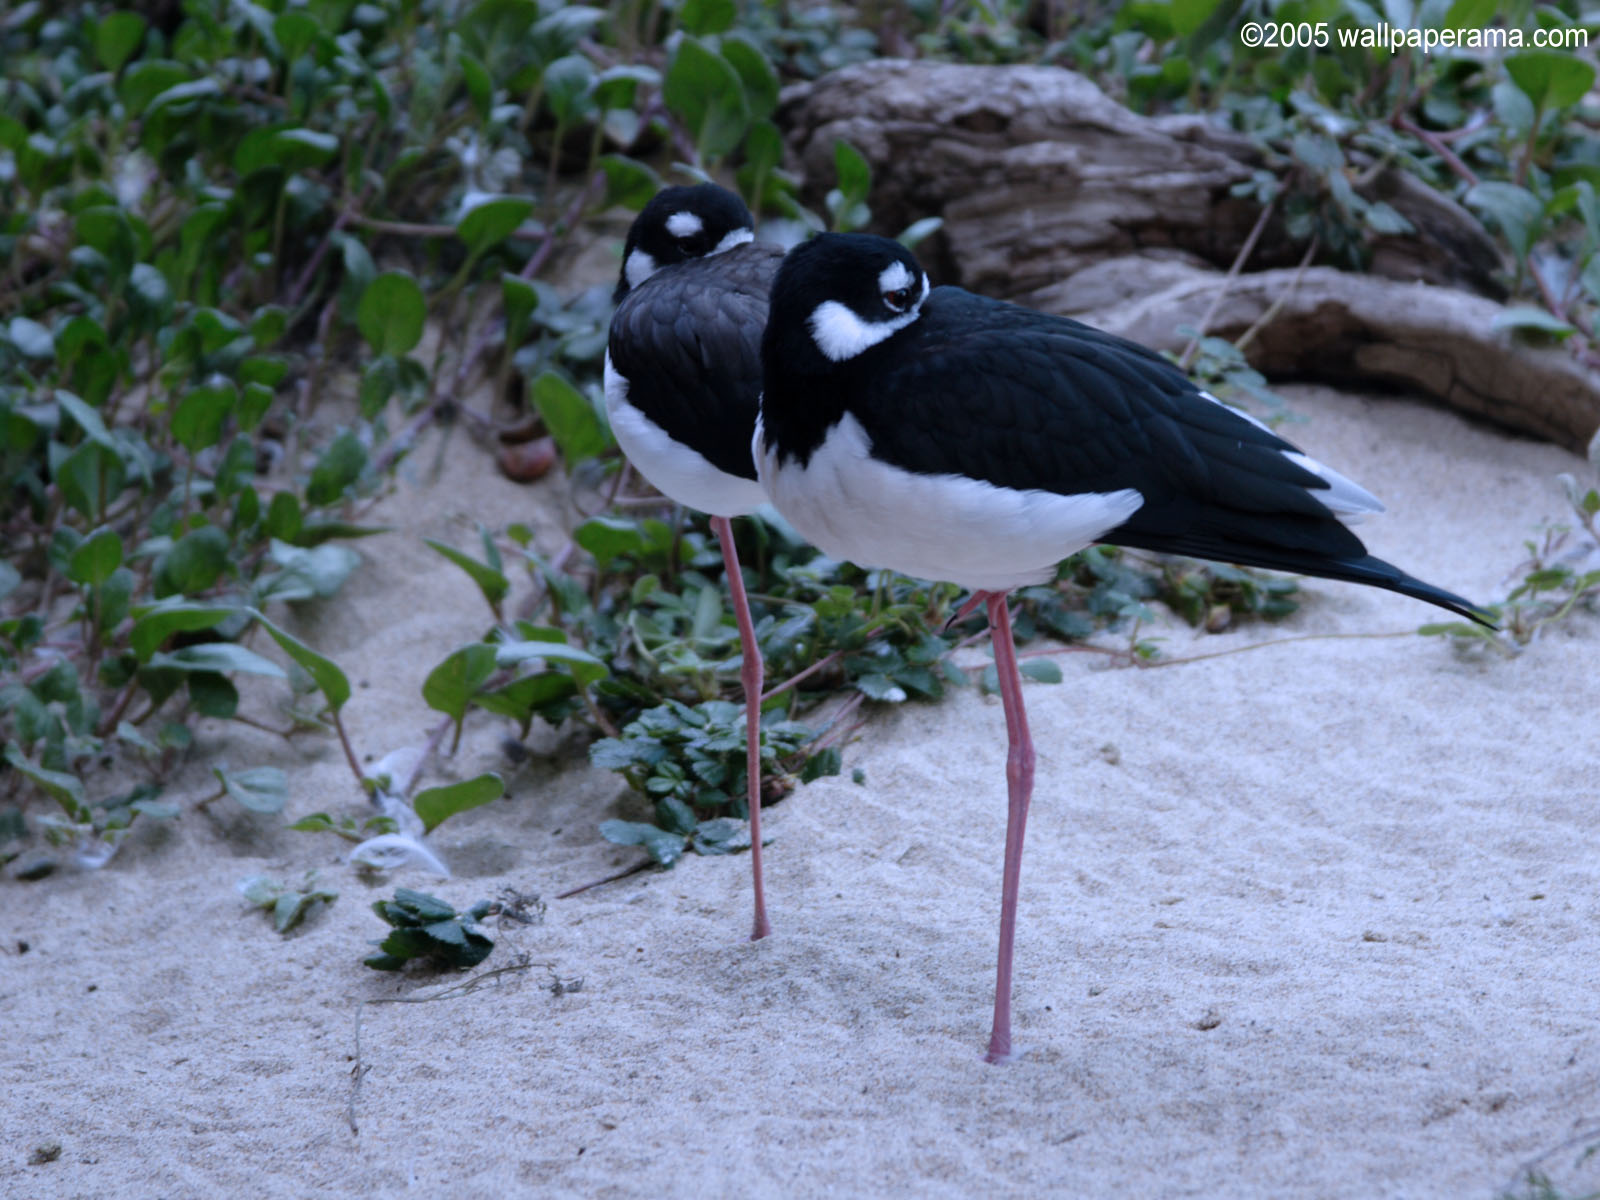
[606,184,784,939]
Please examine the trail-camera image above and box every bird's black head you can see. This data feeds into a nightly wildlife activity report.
[761,233,930,377]
[614,183,755,302]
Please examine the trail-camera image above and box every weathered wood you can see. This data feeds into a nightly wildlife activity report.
[1094,260,1600,454]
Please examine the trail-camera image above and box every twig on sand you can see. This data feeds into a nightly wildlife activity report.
[348,956,539,1135]
[555,857,653,900]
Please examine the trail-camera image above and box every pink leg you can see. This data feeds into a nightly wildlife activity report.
[983,589,1036,1062]
[712,516,770,941]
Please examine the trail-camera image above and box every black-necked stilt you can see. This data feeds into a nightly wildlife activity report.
[754,232,1490,1060]
[606,183,785,940]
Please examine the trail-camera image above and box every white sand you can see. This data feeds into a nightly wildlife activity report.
[4,384,1598,1199]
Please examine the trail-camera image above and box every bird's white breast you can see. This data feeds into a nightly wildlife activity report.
[755,412,1144,591]
[604,352,766,518]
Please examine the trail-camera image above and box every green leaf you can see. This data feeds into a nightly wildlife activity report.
[459,51,492,119]
[413,773,504,833]
[251,613,351,713]
[261,541,361,602]
[390,888,458,922]
[305,430,367,506]
[270,128,341,171]
[128,263,171,314]
[274,11,322,62]
[599,819,686,866]
[833,139,871,203]
[1442,0,1496,29]
[593,65,656,112]
[493,638,607,688]
[186,672,239,718]
[1506,51,1596,112]
[4,744,87,819]
[356,272,426,357]
[898,216,944,250]
[720,35,778,119]
[156,525,231,597]
[800,746,842,783]
[1492,306,1578,339]
[55,390,116,450]
[471,672,578,722]
[95,11,148,72]
[214,765,289,814]
[1464,182,1543,261]
[663,37,749,163]
[678,0,736,34]
[1290,131,1343,174]
[456,197,535,258]
[502,274,539,346]
[575,515,673,570]
[1491,80,1536,142]
[129,601,235,661]
[529,371,609,466]
[1020,658,1063,684]
[67,527,123,588]
[149,643,287,678]
[855,673,907,702]
[54,442,125,523]
[544,55,596,127]
[423,643,500,730]
[265,492,303,543]
[145,77,222,118]
[691,816,750,855]
[736,121,782,207]
[118,60,191,114]
[530,5,603,62]
[598,155,659,212]
[1418,620,1493,639]
[8,316,55,360]
[171,381,237,454]
[424,539,510,612]
[294,520,390,546]
[1362,202,1413,236]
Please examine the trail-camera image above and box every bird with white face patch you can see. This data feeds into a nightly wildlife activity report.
[755,232,1491,1061]
[607,183,785,940]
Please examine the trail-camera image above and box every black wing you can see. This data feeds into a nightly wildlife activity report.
[853,288,1484,621]
[608,242,783,481]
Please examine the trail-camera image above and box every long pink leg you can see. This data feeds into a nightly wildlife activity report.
[983,589,1036,1062]
[711,515,770,941]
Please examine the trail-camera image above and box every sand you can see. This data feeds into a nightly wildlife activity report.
[4,382,1598,1199]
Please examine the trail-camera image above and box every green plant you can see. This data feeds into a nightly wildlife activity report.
[591,697,836,865]
[364,888,495,971]
[1423,430,1600,651]
[238,870,338,933]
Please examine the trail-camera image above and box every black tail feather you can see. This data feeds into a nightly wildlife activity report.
[1126,535,1495,628]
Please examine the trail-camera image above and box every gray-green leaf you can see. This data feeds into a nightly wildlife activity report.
[413,773,504,834]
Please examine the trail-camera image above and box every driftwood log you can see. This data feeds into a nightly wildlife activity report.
[779,60,1600,453]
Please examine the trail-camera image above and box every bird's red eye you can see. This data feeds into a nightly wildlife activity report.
[883,287,912,312]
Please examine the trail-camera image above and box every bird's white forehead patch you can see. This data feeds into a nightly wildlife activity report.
[877,261,915,294]
[666,210,704,238]
[624,248,658,291]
